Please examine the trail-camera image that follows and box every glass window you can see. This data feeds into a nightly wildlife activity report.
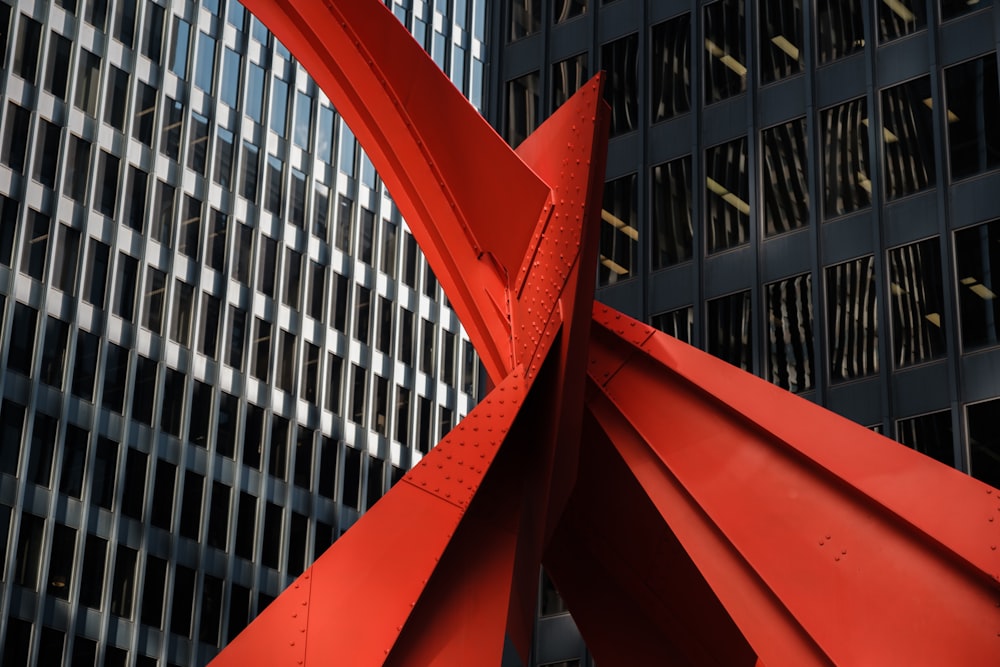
[822,97,871,218]
[0,400,26,477]
[291,168,306,227]
[13,15,41,83]
[170,279,195,346]
[2,618,30,665]
[760,0,803,84]
[161,97,184,161]
[215,127,235,188]
[20,210,50,281]
[350,364,368,425]
[418,396,433,453]
[252,318,271,381]
[8,302,38,376]
[510,0,541,41]
[762,118,809,236]
[302,343,320,405]
[34,119,61,189]
[294,91,313,149]
[140,555,167,627]
[262,503,282,568]
[235,491,257,559]
[554,0,586,22]
[650,14,691,123]
[200,292,221,358]
[188,112,210,175]
[102,343,128,413]
[114,0,136,46]
[888,238,945,366]
[121,447,147,520]
[199,574,224,645]
[372,376,389,434]
[179,470,203,539]
[0,195,17,266]
[955,220,1000,349]
[207,481,231,549]
[602,34,639,135]
[59,425,88,499]
[142,267,166,334]
[265,154,284,215]
[766,274,814,392]
[227,583,252,642]
[359,208,375,264]
[395,386,411,443]
[216,392,238,458]
[97,151,120,217]
[37,627,65,666]
[39,316,69,388]
[91,436,117,509]
[333,272,349,331]
[84,0,107,28]
[599,173,638,285]
[143,1,165,63]
[221,48,242,108]
[376,296,393,354]
[79,534,108,608]
[307,261,325,321]
[552,53,588,113]
[420,319,436,375]
[282,248,302,307]
[124,166,148,232]
[71,329,100,401]
[246,63,265,122]
[652,306,694,344]
[343,446,362,509]
[133,356,157,426]
[171,565,196,637]
[941,0,993,21]
[878,0,925,42]
[271,78,290,137]
[179,194,201,259]
[707,290,753,371]
[896,410,953,466]
[335,195,354,252]
[52,224,81,296]
[227,306,247,370]
[45,32,72,99]
[194,32,216,92]
[651,156,692,269]
[968,398,1000,489]
[276,331,295,393]
[150,460,176,530]
[134,82,157,146]
[110,545,138,618]
[380,219,398,277]
[169,16,190,76]
[945,54,1000,181]
[75,49,102,115]
[233,223,254,285]
[705,137,750,252]
[326,354,343,412]
[152,180,174,245]
[2,102,30,173]
[704,0,746,103]
[269,417,289,479]
[826,256,879,382]
[105,66,129,130]
[817,1,865,65]
[26,412,57,487]
[206,210,228,272]
[881,76,935,200]
[47,524,76,598]
[506,71,539,148]
[14,512,44,587]
[366,456,385,508]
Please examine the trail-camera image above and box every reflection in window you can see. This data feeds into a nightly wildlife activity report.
[826,256,878,382]
[599,173,637,286]
[704,0,746,103]
[651,13,690,121]
[552,54,588,113]
[896,410,953,466]
[651,156,692,268]
[554,0,586,22]
[882,76,935,200]
[821,97,870,218]
[955,220,1000,349]
[888,238,945,366]
[652,306,693,344]
[705,137,749,253]
[762,118,809,236]
[968,398,1000,489]
[760,0,803,84]
[817,1,864,65]
[602,34,639,136]
[707,291,752,371]
[941,0,993,21]
[506,71,539,148]
[945,54,1000,181]
[878,0,926,42]
[766,274,813,392]
[510,0,541,41]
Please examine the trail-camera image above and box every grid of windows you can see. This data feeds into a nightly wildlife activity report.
[495,3,1000,664]
[0,1,481,665]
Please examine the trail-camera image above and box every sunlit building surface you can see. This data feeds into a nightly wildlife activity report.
[0,1,486,664]
[490,1,1000,665]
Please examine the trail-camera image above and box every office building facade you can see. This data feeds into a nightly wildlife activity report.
[490,0,1000,664]
[0,0,485,665]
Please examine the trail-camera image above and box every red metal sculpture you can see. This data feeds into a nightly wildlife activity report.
[211,1,1000,665]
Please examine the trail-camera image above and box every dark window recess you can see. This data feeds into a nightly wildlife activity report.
[124,167,148,232]
[47,523,76,599]
[418,396,433,454]
[335,195,354,252]
[327,353,343,412]
[287,512,308,576]
[179,470,204,540]
[380,219,398,277]
[200,293,222,358]
[817,0,865,64]
[2,102,30,173]
[705,137,750,253]
[114,253,140,322]
[888,238,945,367]
[366,457,385,510]
[303,343,320,405]
[52,225,78,298]
[821,97,871,218]
[189,381,212,447]
[235,492,257,560]
[217,392,239,458]
[8,302,38,376]
[896,411,954,467]
[359,208,375,264]
[170,564,196,638]
[79,534,108,609]
[356,286,371,344]
[207,209,228,272]
[133,355,157,425]
[650,15,690,122]
[149,460,177,530]
[110,545,138,618]
[402,233,418,287]
[252,318,271,381]
[35,119,61,188]
[506,71,539,148]
[509,0,541,40]
[969,398,1000,489]
[39,317,69,388]
[704,0,746,103]
[760,0,803,84]
[878,0,925,42]
[208,482,231,550]
[13,15,41,83]
[318,438,338,500]
[343,446,362,510]
[940,0,989,22]
[396,386,411,444]
[97,151,120,217]
[262,502,283,569]
[599,173,638,285]
[332,272,349,331]
[762,118,809,236]
[243,403,265,470]
[102,343,129,413]
[59,425,89,499]
[956,220,1000,350]
[294,429,313,489]
[121,448,148,520]
[228,306,247,370]
[601,34,638,136]
[269,417,289,480]
[945,54,1000,181]
[707,291,753,372]
[72,637,97,667]
[0,194,20,266]
[26,413,58,488]
[134,83,157,146]
[2,618,31,665]
[152,180,174,246]
[45,32,72,99]
[36,626,65,666]
[651,156,693,269]
[21,210,50,281]
[373,376,389,435]
[826,256,879,382]
[350,364,366,423]
[315,521,335,561]
[200,575,224,645]
[652,307,694,345]
[14,512,44,587]
[541,569,569,616]
[766,274,814,393]
[282,248,302,308]
[228,584,252,642]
